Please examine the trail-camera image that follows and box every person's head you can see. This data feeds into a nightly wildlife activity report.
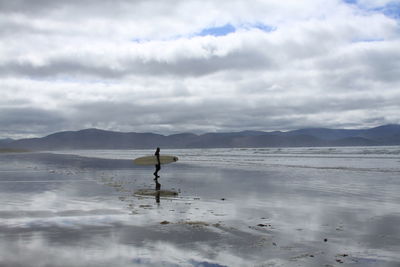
[156,147,160,152]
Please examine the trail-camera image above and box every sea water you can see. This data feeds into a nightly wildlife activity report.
[1,146,399,266]
[52,146,400,172]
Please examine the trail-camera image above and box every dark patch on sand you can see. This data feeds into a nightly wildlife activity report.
[134,189,178,197]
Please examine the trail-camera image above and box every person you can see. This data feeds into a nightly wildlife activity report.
[153,147,161,179]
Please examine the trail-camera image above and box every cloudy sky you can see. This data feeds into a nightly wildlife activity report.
[1,0,400,138]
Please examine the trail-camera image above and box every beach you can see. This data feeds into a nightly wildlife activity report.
[0,147,399,267]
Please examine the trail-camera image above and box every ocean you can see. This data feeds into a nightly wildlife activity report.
[1,146,399,266]
[53,145,400,172]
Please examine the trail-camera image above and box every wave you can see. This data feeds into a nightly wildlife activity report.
[49,146,400,173]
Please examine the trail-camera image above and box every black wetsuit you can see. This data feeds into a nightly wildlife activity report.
[154,148,161,178]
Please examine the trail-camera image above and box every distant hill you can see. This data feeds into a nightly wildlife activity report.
[2,124,400,150]
[0,138,14,146]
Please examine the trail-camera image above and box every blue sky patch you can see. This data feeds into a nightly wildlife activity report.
[381,2,400,19]
[198,24,236,37]
[345,1,400,19]
[250,23,275,32]
[131,22,275,41]
[369,3,400,19]
[196,22,274,37]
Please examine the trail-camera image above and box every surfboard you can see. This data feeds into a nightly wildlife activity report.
[133,155,179,166]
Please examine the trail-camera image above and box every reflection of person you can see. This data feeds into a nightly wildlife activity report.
[153,147,161,179]
[154,177,161,204]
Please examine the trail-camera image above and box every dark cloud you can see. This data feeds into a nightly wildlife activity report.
[0,107,67,137]
[0,0,147,16]
[0,0,64,14]
[316,43,400,87]
[43,87,399,134]
[124,49,274,77]
[0,60,126,79]
[0,48,274,79]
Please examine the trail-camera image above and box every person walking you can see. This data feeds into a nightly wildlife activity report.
[153,147,161,179]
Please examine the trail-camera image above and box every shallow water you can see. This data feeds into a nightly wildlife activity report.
[53,146,400,172]
[0,147,399,266]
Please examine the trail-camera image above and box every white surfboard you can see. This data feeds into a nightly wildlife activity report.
[133,155,179,166]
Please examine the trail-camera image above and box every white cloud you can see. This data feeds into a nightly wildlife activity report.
[0,0,399,138]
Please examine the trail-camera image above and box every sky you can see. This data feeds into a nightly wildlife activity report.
[1,0,400,138]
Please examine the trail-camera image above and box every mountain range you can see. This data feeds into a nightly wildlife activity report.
[1,124,400,150]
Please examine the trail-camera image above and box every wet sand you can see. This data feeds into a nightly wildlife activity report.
[0,151,399,267]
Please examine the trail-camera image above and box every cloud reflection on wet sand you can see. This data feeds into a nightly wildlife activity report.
[0,151,399,266]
